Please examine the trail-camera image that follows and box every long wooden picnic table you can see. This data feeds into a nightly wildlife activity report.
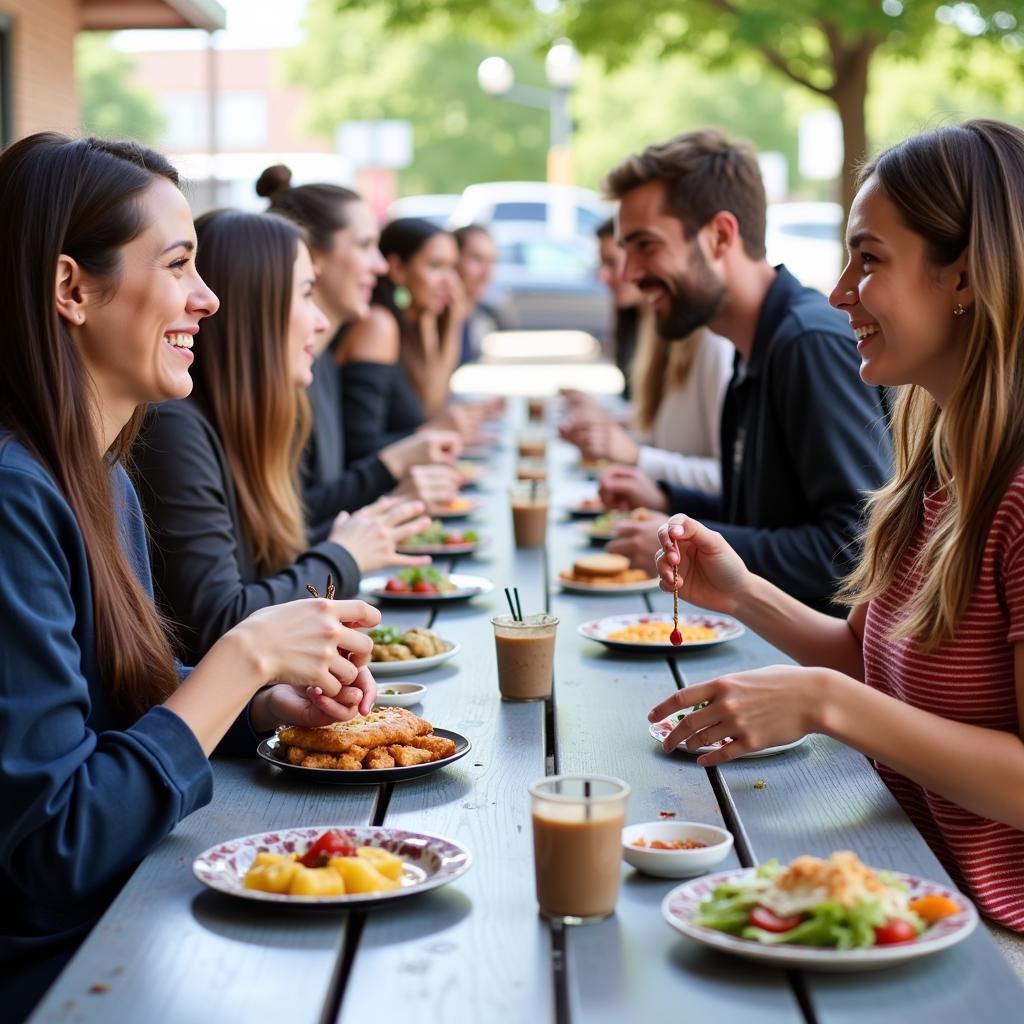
[29,404,1024,1024]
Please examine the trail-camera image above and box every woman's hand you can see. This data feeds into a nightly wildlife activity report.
[255,665,377,730]
[598,465,668,512]
[329,498,433,573]
[568,421,639,464]
[380,429,461,477]
[606,517,662,570]
[392,463,463,508]
[647,666,824,766]
[427,403,487,441]
[231,598,380,692]
[655,514,752,614]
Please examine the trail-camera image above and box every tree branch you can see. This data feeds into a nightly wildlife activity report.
[706,0,831,95]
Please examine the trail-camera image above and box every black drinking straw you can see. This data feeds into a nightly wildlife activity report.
[584,779,592,821]
[513,586,523,622]
[505,587,520,621]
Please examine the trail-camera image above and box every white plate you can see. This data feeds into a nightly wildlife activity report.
[193,826,471,908]
[662,867,977,971]
[370,641,460,676]
[578,612,745,651]
[557,576,660,596]
[650,708,808,759]
[396,538,487,557]
[374,683,426,707]
[361,574,494,602]
[433,501,478,520]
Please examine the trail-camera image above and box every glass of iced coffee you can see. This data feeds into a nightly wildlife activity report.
[526,396,546,422]
[517,434,547,459]
[510,482,548,548]
[491,612,558,701]
[529,775,631,924]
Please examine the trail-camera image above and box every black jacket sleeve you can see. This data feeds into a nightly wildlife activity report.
[302,453,396,538]
[660,484,722,520]
[341,361,424,466]
[709,330,890,609]
[133,401,361,663]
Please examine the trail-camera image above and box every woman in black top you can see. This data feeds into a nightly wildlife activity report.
[134,211,432,663]
[257,167,465,523]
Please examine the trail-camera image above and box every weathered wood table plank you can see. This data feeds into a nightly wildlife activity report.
[29,761,377,1024]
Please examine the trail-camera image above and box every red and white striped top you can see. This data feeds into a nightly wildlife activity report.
[863,470,1024,930]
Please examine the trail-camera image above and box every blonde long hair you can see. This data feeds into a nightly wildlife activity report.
[191,210,311,574]
[840,120,1024,647]
[630,308,703,433]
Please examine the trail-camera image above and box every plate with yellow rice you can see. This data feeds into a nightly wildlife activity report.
[577,612,744,652]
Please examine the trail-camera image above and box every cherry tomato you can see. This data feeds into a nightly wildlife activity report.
[299,830,357,868]
[412,580,438,594]
[669,628,683,646]
[385,578,410,593]
[444,533,463,545]
[873,918,917,945]
[748,905,804,933]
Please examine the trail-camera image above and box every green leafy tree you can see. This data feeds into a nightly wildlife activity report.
[284,4,551,194]
[331,0,1024,218]
[75,33,165,144]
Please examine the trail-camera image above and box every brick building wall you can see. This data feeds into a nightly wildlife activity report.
[1,0,80,138]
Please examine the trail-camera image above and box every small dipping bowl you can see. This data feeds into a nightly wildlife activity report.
[621,821,734,878]
[374,683,427,708]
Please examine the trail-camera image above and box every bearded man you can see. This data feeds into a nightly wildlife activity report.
[598,129,891,615]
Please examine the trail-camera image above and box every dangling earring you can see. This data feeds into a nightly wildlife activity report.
[953,303,966,317]
[393,285,411,310]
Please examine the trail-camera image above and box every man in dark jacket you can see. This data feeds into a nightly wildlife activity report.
[599,129,891,615]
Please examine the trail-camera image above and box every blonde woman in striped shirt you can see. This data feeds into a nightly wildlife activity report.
[651,120,1024,935]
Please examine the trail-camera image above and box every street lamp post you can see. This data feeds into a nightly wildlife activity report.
[477,39,581,186]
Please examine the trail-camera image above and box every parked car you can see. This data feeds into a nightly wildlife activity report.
[385,193,461,227]
[765,201,844,295]
[449,181,611,246]
[485,228,610,338]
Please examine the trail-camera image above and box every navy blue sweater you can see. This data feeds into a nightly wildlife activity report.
[662,267,893,614]
[0,439,213,1020]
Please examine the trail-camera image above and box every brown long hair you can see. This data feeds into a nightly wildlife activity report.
[630,313,703,433]
[191,210,310,573]
[0,132,181,720]
[840,120,1024,647]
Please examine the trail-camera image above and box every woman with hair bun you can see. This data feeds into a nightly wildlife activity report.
[652,119,1024,938]
[258,165,464,526]
[0,134,380,1021]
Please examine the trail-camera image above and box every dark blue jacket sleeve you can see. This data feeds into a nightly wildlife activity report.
[0,466,212,905]
[134,402,360,663]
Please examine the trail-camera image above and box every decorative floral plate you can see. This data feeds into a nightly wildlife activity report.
[662,867,977,970]
[193,826,471,907]
[578,612,745,652]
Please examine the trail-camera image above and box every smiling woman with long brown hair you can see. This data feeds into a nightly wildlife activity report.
[652,120,1024,938]
[133,210,432,665]
[0,135,381,1022]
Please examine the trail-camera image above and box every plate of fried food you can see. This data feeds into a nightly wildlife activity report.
[258,708,471,783]
[558,553,659,595]
[368,625,460,675]
[395,520,485,556]
[585,507,656,543]
[362,568,494,602]
[651,703,807,758]
[432,495,477,519]
[578,612,745,652]
[193,825,471,907]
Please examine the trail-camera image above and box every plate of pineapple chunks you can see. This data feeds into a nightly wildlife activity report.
[193,826,471,907]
